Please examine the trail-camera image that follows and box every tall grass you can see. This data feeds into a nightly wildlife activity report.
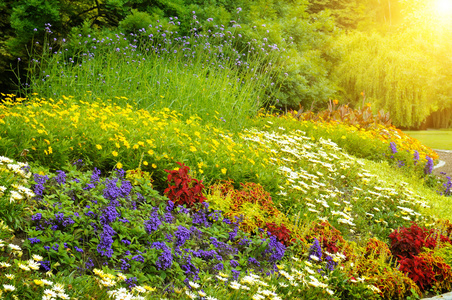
[21,19,284,131]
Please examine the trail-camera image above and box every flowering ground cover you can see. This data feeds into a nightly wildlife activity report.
[1,12,452,300]
[1,95,452,299]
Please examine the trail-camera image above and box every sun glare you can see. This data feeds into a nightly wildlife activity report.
[436,0,452,16]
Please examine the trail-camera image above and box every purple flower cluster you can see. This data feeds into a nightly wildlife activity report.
[389,142,397,154]
[264,235,286,263]
[55,170,66,184]
[144,209,161,234]
[151,242,173,270]
[413,150,420,165]
[97,224,116,257]
[424,156,434,175]
[325,255,338,271]
[100,206,120,225]
[308,238,322,262]
[210,237,237,256]
[442,175,451,196]
[174,226,191,247]
[102,178,132,202]
[28,237,41,244]
[33,174,49,200]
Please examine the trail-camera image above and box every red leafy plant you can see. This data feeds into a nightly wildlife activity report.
[398,252,452,292]
[389,223,451,259]
[265,222,293,246]
[164,162,206,208]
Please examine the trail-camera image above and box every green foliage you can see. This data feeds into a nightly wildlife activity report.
[118,9,155,33]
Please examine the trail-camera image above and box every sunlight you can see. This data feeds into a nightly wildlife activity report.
[436,0,452,17]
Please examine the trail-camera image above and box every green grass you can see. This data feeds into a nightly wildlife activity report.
[21,25,282,132]
[403,130,452,150]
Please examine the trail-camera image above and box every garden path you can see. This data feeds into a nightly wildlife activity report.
[433,150,452,176]
[422,291,452,300]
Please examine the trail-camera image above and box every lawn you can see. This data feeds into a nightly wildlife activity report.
[404,130,452,150]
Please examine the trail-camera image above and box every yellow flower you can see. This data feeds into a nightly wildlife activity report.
[34,279,44,287]
[190,146,197,152]
[152,164,157,168]
[341,136,346,139]
[148,149,154,155]
[116,162,123,169]
[96,144,102,150]
[143,161,148,166]
[144,285,156,292]
[221,168,227,175]
[112,151,118,157]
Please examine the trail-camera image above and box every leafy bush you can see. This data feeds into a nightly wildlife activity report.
[389,223,451,259]
[399,252,452,292]
[164,162,206,208]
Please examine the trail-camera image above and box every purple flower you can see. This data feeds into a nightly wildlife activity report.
[326,255,337,271]
[164,212,173,223]
[230,260,239,268]
[39,260,51,271]
[31,213,42,221]
[413,150,420,165]
[131,255,144,262]
[33,174,49,199]
[228,226,238,241]
[144,209,161,234]
[424,156,434,175]
[151,242,173,270]
[248,257,260,266]
[232,269,240,280]
[125,277,137,290]
[54,170,66,184]
[85,258,94,269]
[100,206,120,225]
[28,237,41,244]
[174,226,191,247]
[120,259,130,271]
[97,224,116,258]
[166,200,174,212]
[389,142,397,154]
[91,168,101,183]
[309,238,322,261]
